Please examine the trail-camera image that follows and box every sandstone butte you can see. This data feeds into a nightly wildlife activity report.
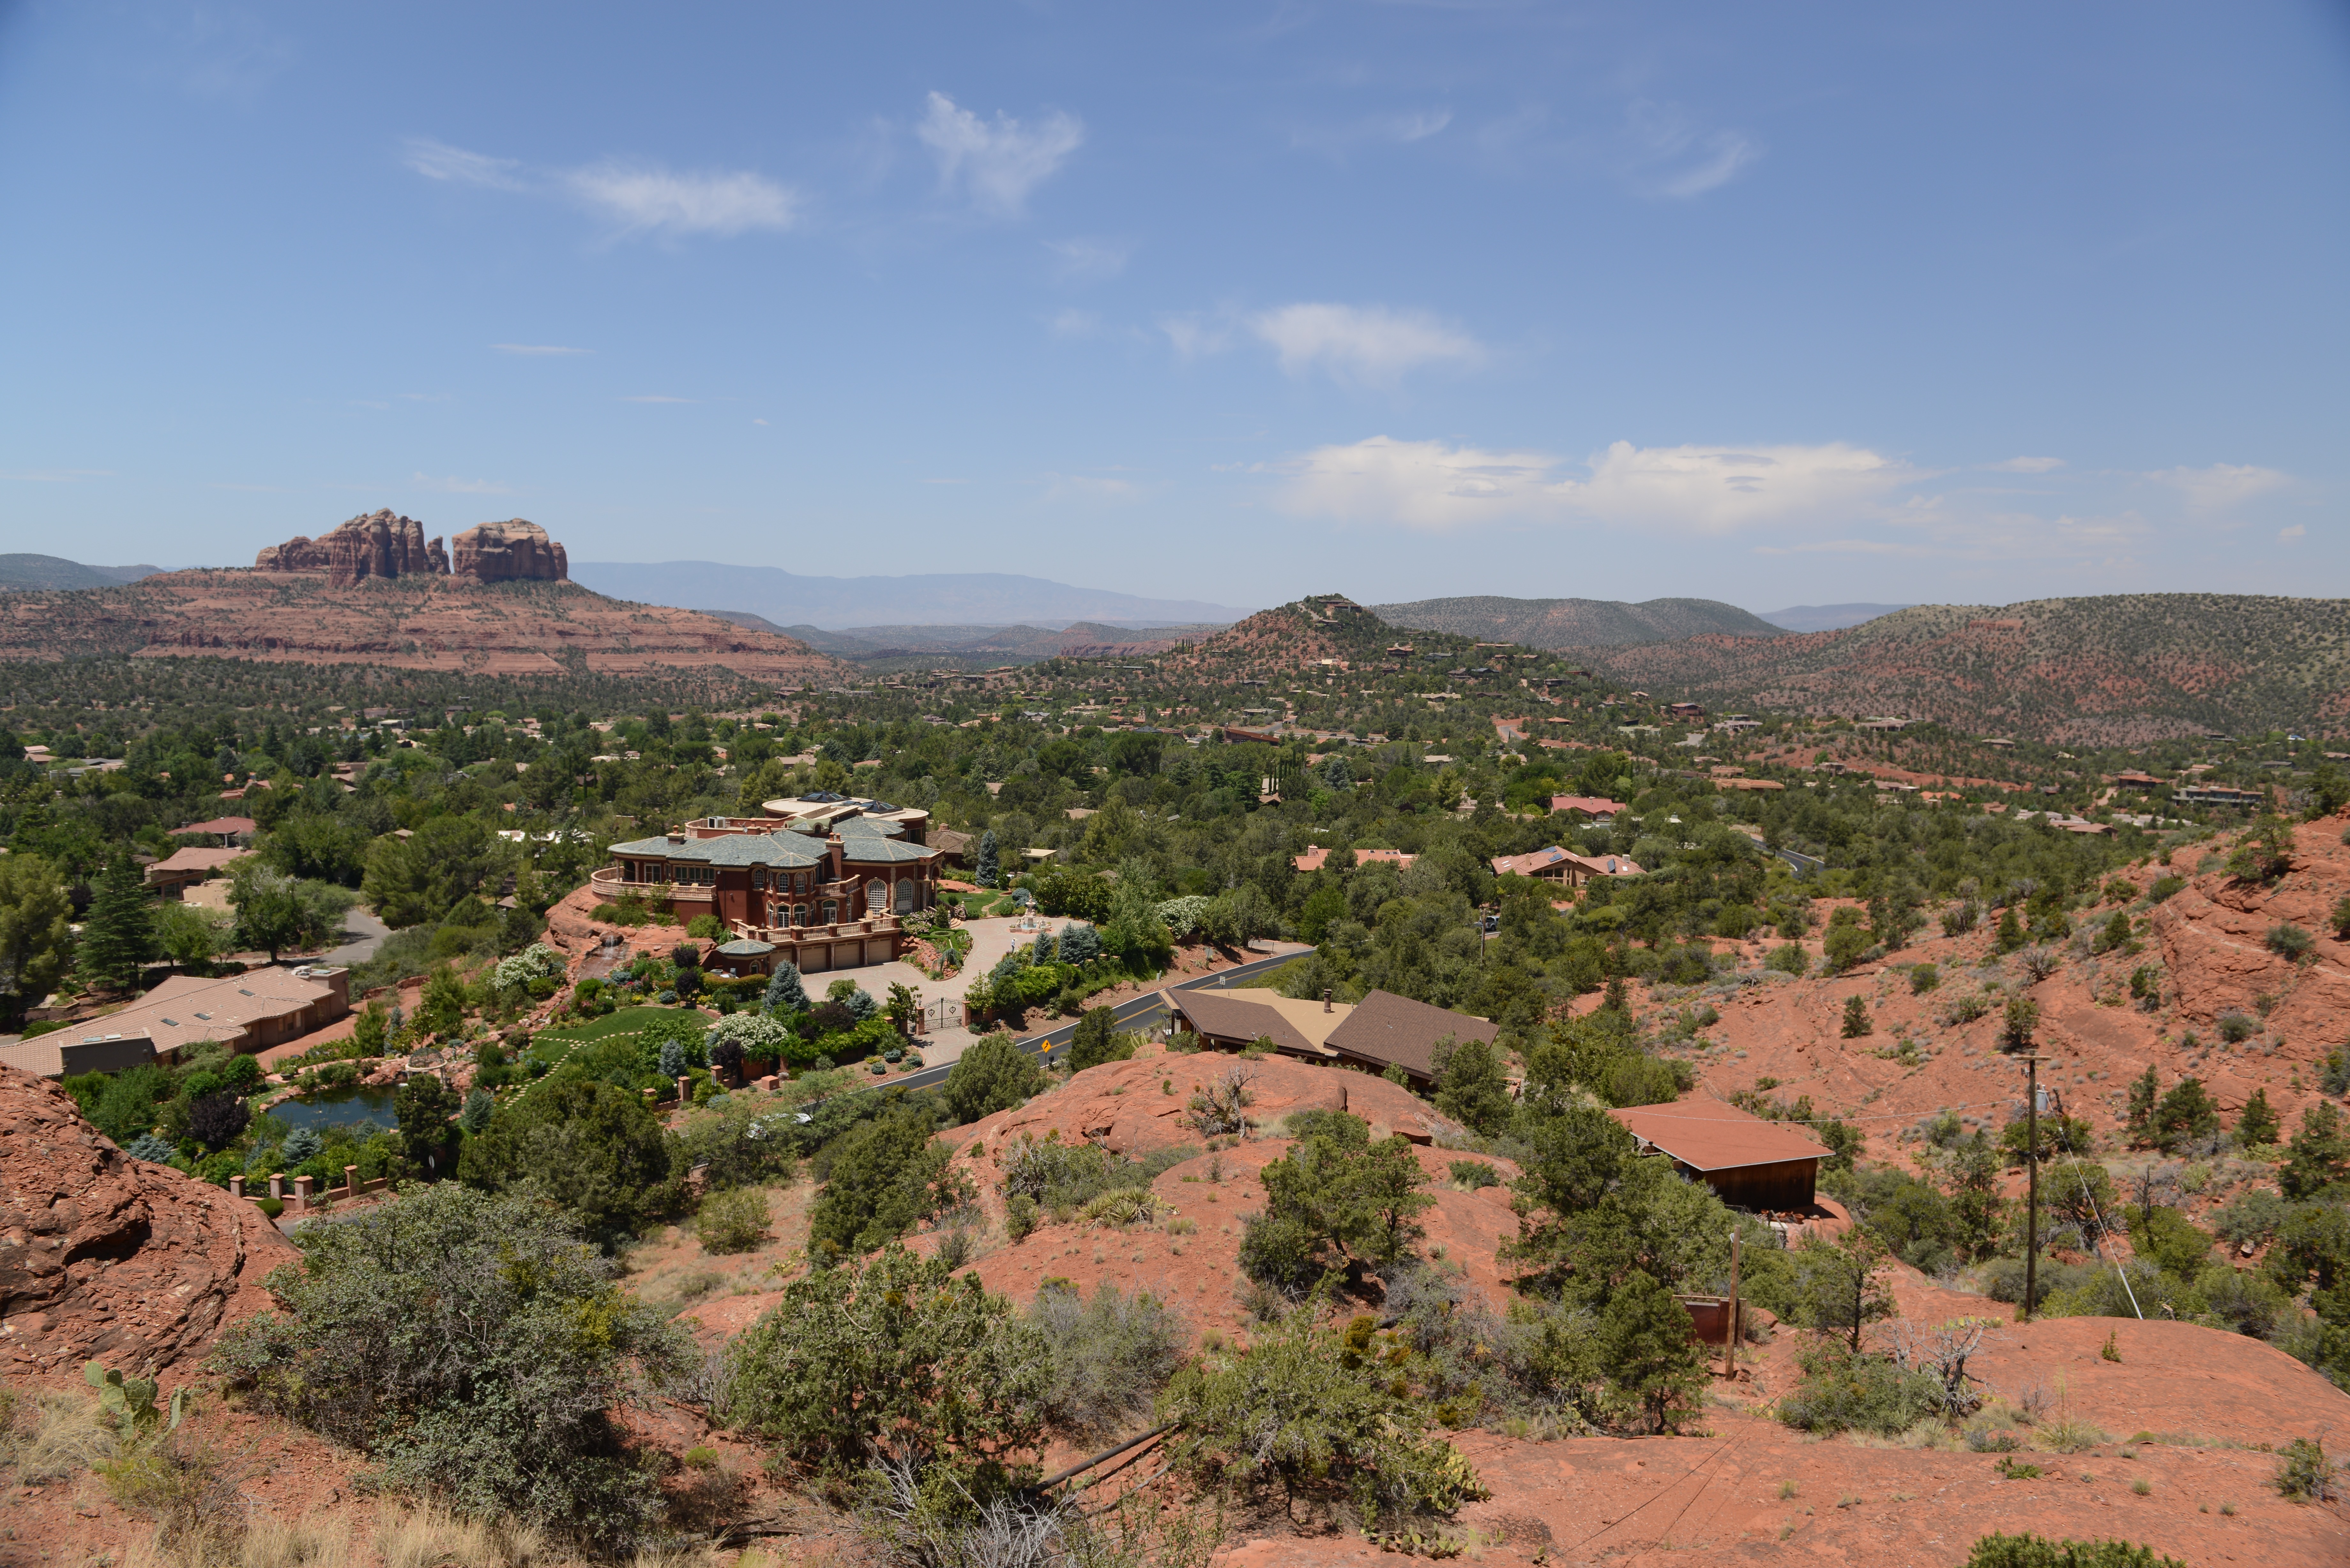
[254,510,569,587]
[0,570,853,681]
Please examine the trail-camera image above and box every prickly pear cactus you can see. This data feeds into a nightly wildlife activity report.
[82,1361,184,1435]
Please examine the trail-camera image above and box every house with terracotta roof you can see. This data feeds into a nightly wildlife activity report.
[1609,1097,1829,1212]
[173,816,257,846]
[1549,795,1626,818]
[0,966,352,1074]
[1489,846,1643,886]
[1292,845,1417,874]
[1162,985,1497,1089]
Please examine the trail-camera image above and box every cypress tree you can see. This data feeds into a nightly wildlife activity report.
[975,829,1000,889]
[77,856,156,992]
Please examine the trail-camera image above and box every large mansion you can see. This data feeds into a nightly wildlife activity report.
[597,794,944,974]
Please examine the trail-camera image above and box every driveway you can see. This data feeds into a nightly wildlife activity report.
[318,907,390,969]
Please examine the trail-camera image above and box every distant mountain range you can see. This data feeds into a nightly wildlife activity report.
[0,554,163,592]
[1369,595,1782,647]
[707,613,1225,667]
[571,561,1247,630]
[1567,593,2350,743]
[1757,603,1913,633]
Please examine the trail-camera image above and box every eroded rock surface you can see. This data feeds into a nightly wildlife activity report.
[254,509,443,585]
[0,1067,298,1375]
[451,518,567,583]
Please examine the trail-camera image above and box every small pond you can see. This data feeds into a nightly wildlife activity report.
[266,1085,400,1135]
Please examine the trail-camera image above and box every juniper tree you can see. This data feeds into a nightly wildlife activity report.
[76,856,155,992]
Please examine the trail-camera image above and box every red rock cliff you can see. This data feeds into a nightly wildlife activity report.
[254,509,443,586]
[451,518,567,583]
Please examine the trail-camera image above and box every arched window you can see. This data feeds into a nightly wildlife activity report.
[894,879,915,913]
[866,879,886,914]
[821,900,837,925]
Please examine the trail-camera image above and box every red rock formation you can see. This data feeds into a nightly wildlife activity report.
[0,1067,298,1375]
[254,510,442,586]
[451,519,567,583]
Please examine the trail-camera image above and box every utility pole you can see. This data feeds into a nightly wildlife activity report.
[1725,1227,1742,1378]
[2022,1054,2043,1322]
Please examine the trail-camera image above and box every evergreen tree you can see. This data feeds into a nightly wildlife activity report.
[0,851,74,1025]
[2151,1076,2219,1153]
[1839,995,1872,1038]
[1066,1005,1132,1072]
[2126,1064,2161,1141]
[1995,905,2026,953]
[1597,1270,1711,1433]
[2236,1087,2281,1148]
[2001,995,2039,1052]
[1432,1037,1513,1137]
[944,1033,1047,1124]
[76,855,156,992]
[1794,1225,1895,1351]
[1032,928,1058,964]
[1945,1133,2006,1260]
[763,960,808,1013]
[975,829,1000,889]
[397,1071,461,1178]
[2281,1102,2349,1201]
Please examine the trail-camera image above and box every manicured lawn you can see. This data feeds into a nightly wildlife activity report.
[530,1005,713,1060]
[951,890,1021,918]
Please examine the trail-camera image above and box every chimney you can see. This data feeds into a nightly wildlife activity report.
[1323,987,1332,1014]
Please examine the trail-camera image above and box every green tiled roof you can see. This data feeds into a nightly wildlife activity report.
[609,834,827,869]
[838,837,939,865]
[716,939,776,955]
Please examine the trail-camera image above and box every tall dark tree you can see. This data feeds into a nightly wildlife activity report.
[763,960,809,1014]
[76,856,156,992]
[975,829,1001,890]
[398,1071,462,1178]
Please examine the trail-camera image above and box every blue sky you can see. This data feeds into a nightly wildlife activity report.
[2,2,2345,614]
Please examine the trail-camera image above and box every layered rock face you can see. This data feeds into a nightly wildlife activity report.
[255,512,564,586]
[0,1067,298,1375]
[254,509,443,585]
[451,518,568,583]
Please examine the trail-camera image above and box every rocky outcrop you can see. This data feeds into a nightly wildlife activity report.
[451,519,567,583]
[254,509,444,586]
[0,1067,298,1376]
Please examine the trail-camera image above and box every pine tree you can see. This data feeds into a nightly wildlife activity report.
[1840,995,1872,1038]
[2126,1064,2161,1141]
[763,960,809,1014]
[2280,1102,2349,1201]
[1946,1133,2006,1261]
[2236,1087,2281,1148]
[396,1072,460,1178]
[1433,1037,1514,1136]
[76,856,156,993]
[975,829,1000,889]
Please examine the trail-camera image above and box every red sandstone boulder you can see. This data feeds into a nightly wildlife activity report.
[451,519,567,583]
[0,1067,298,1376]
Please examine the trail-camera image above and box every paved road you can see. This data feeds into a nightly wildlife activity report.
[856,948,1307,1097]
[318,907,391,968]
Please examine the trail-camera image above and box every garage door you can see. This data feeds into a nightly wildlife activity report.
[866,938,892,967]
[800,945,828,974]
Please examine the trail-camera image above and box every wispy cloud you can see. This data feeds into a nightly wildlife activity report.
[565,162,798,236]
[1290,109,1454,156]
[1987,455,2065,473]
[493,343,591,357]
[1045,237,1130,283]
[1271,436,1910,533]
[917,92,1085,218]
[1049,308,1103,339]
[0,468,111,483]
[1249,304,1484,388]
[404,138,796,238]
[1160,313,1236,360]
[2280,524,2308,544]
[406,137,527,191]
[2152,462,2288,512]
[411,471,512,495]
[1620,102,1762,200]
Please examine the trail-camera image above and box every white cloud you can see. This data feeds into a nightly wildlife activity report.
[1620,102,1762,200]
[565,162,798,236]
[1271,436,1910,533]
[1987,455,2064,473]
[2152,462,2288,512]
[2280,524,2308,544]
[1044,237,1130,282]
[411,471,511,495]
[917,92,1084,217]
[493,343,590,356]
[1273,436,1558,531]
[1160,313,1235,360]
[1248,304,1484,388]
[405,137,527,191]
[1553,441,1913,533]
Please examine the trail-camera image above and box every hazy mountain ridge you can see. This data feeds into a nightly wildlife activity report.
[0,554,165,592]
[1369,594,1783,647]
[572,560,1247,629]
[1570,592,2350,742]
[1757,602,1913,633]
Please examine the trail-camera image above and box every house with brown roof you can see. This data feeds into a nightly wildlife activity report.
[1609,1097,1829,1212]
[1549,794,1626,818]
[1162,985,1497,1089]
[145,846,252,898]
[173,816,258,846]
[1292,846,1417,874]
[0,966,352,1070]
[1489,846,1644,886]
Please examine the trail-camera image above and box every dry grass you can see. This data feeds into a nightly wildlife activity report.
[5,1387,116,1482]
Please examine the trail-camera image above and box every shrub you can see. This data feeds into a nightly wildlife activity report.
[2266,923,2316,964]
[186,1091,249,1151]
[2147,875,2185,904]
[678,1096,800,1192]
[1239,1111,1432,1292]
[2216,1012,2257,1044]
[1066,1006,1134,1073]
[210,1184,690,1545]
[696,1187,771,1254]
[1910,963,1939,994]
[1840,995,1872,1038]
[1964,1534,2186,1567]
[255,1196,284,1220]
[809,1103,973,1260]
[1764,943,1809,976]
[1433,1037,1515,1136]
[1776,1344,1945,1436]
[1944,991,1994,1025]
[686,914,725,940]
[1027,1282,1185,1438]
[2274,1436,2338,1502]
[721,1244,1048,1484]
[1159,1306,1481,1532]
[944,1033,1047,1124]
[1448,1159,1499,1190]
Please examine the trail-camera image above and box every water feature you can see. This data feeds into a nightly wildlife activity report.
[267,1085,399,1135]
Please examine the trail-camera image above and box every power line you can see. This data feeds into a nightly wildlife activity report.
[1558,1436,1739,1558]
